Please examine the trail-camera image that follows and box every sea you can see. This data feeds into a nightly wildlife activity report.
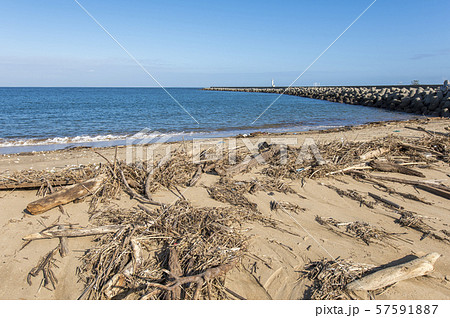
[0,87,417,154]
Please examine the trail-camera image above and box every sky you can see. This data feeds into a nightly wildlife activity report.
[0,0,449,87]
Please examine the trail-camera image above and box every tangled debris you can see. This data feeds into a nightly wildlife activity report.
[315,216,404,246]
[6,123,449,300]
[270,200,304,214]
[76,200,275,300]
[0,164,103,190]
[396,211,449,243]
[207,178,258,211]
[325,185,374,209]
[206,176,298,212]
[260,134,448,180]
[146,151,198,192]
[301,258,375,300]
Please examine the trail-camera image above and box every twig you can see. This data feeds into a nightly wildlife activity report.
[368,192,403,210]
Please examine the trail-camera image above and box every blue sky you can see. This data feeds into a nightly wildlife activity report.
[0,0,448,87]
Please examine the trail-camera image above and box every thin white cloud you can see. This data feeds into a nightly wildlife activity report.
[410,48,450,60]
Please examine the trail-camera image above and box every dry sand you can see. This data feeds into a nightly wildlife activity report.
[1,117,449,300]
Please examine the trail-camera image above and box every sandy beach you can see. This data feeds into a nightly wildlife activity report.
[0,117,449,300]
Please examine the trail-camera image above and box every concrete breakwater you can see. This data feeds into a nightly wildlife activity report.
[204,85,450,117]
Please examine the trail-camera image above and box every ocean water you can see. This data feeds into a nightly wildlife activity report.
[0,87,417,154]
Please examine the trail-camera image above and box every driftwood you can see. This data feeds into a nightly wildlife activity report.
[405,126,450,137]
[397,211,449,242]
[224,146,278,176]
[315,216,405,246]
[47,181,67,216]
[302,259,375,300]
[327,162,426,176]
[368,192,403,210]
[369,160,425,178]
[118,169,163,206]
[362,177,431,204]
[166,246,183,300]
[224,287,247,300]
[143,260,237,300]
[415,184,450,200]
[57,225,69,257]
[144,171,154,200]
[346,253,441,291]
[347,171,450,200]
[359,148,389,161]
[0,179,79,191]
[187,165,203,187]
[23,224,126,241]
[398,142,442,156]
[103,238,143,299]
[325,185,374,209]
[77,200,251,300]
[326,165,372,176]
[27,248,59,289]
[362,174,450,191]
[26,175,106,215]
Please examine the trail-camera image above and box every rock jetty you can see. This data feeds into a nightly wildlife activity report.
[204,86,450,117]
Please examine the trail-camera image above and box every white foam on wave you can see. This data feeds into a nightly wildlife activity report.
[0,131,193,148]
[0,124,345,150]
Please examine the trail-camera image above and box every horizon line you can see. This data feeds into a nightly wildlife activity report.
[0,83,442,89]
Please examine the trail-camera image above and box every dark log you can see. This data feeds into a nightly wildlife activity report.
[404,126,449,137]
[348,171,450,200]
[0,179,79,191]
[414,184,450,200]
[368,192,403,209]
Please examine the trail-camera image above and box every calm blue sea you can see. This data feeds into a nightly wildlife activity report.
[0,87,417,154]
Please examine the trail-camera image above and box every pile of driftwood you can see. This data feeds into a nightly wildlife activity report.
[302,253,441,300]
[0,164,102,190]
[18,150,277,300]
[5,125,448,299]
[258,134,448,180]
[3,134,448,202]
[314,216,403,246]
[75,201,262,300]
[22,197,273,299]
